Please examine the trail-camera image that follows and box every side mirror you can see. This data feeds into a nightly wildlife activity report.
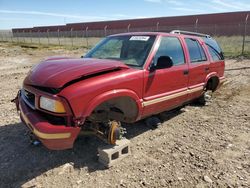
[156,56,173,69]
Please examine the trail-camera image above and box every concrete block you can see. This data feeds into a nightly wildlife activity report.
[98,139,131,168]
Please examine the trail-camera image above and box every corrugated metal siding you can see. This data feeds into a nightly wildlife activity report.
[12,11,250,36]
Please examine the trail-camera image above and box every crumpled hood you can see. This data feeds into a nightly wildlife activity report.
[24,58,129,88]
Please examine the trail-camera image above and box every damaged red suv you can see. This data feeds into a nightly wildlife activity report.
[14,31,225,150]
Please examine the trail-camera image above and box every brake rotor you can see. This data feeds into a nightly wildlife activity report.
[107,121,121,145]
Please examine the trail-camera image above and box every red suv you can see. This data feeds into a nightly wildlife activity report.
[14,30,225,150]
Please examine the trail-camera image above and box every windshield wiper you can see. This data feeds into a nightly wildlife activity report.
[124,63,140,67]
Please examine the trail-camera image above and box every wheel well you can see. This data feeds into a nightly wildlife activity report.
[88,96,138,123]
[206,76,219,92]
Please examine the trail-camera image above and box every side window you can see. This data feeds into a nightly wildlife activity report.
[185,38,207,63]
[203,37,224,61]
[155,36,185,66]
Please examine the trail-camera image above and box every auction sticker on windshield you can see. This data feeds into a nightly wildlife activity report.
[129,36,150,41]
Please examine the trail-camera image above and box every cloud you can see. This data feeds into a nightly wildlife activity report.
[112,14,131,18]
[171,7,203,13]
[211,0,244,10]
[167,0,184,6]
[145,0,183,5]
[0,17,31,21]
[144,0,162,3]
[0,10,107,20]
[198,2,228,12]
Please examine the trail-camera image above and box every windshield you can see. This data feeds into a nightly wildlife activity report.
[85,35,156,67]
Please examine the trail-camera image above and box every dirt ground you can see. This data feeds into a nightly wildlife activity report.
[0,42,249,188]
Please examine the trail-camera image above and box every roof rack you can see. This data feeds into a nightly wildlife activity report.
[170,30,211,38]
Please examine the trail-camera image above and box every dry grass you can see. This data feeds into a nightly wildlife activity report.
[1,36,250,58]
[214,36,250,58]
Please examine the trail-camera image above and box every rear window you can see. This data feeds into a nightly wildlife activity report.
[203,37,224,61]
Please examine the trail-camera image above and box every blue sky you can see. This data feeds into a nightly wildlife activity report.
[0,0,249,29]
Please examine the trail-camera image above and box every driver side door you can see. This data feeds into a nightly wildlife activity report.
[142,36,189,117]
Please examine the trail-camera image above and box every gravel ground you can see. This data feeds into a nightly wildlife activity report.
[0,42,249,188]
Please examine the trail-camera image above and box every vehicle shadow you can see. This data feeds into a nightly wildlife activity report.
[0,109,183,187]
[124,108,184,139]
[0,122,106,187]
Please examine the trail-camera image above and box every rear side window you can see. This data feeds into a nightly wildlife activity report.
[155,36,185,66]
[203,37,224,61]
[185,38,207,63]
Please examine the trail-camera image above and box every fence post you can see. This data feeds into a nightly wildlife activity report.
[0,32,3,42]
[86,27,89,48]
[214,24,217,36]
[38,30,41,45]
[23,30,25,43]
[47,29,50,45]
[156,22,159,31]
[127,24,130,32]
[17,31,19,43]
[57,29,60,45]
[10,31,13,43]
[30,30,32,43]
[71,28,73,46]
[104,25,107,36]
[242,14,249,55]
[195,18,198,32]
[75,29,78,46]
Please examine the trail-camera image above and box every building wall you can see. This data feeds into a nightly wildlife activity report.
[12,11,250,37]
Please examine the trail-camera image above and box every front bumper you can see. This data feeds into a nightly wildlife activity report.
[16,91,80,150]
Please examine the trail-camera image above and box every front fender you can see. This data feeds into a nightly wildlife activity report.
[83,89,143,121]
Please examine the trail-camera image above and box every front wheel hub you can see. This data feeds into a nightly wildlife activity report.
[108,121,121,145]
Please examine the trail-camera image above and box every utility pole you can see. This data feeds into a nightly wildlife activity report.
[242,14,249,55]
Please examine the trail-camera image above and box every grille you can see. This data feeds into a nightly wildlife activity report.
[22,89,35,108]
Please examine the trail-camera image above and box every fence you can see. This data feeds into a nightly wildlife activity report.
[0,22,249,56]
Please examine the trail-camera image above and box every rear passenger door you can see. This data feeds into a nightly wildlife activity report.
[184,38,210,100]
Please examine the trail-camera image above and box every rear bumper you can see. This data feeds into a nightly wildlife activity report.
[218,76,226,89]
[17,91,80,150]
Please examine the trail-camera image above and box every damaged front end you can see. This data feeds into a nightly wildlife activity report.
[13,86,126,150]
[12,58,130,150]
[13,87,81,150]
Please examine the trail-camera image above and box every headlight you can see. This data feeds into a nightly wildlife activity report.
[40,96,66,113]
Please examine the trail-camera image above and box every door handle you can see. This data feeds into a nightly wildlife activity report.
[183,70,189,75]
[205,67,209,72]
